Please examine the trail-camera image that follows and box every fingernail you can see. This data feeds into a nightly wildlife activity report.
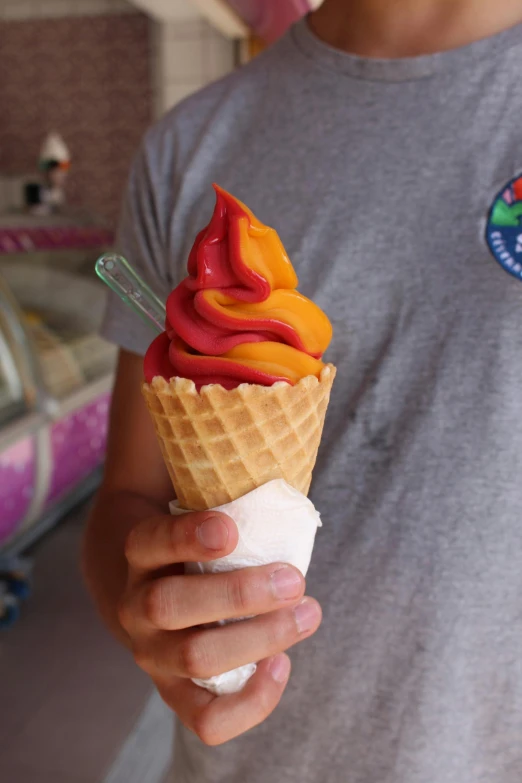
[268,654,291,684]
[197,515,229,550]
[294,599,321,634]
[270,566,303,600]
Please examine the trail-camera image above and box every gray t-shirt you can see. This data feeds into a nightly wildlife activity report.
[102,18,522,783]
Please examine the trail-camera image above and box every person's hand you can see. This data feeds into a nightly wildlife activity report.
[119,510,322,745]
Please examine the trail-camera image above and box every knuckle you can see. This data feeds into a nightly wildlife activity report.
[117,596,133,632]
[178,632,212,679]
[255,688,273,718]
[266,611,297,648]
[123,526,139,565]
[171,512,200,548]
[258,684,280,717]
[169,517,184,553]
[143,580,169,627]
[156,684,175,713]
[193,709,222,746]
[157,682,182,716]
[254,672,282,718]
[133,645,154,674]
[226,570,255,614]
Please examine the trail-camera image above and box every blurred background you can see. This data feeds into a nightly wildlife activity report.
[0,1,321,781]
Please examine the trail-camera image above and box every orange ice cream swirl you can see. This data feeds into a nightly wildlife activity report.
[144,185,332,390]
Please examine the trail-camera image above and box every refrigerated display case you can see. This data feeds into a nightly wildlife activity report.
[0,261,117,562]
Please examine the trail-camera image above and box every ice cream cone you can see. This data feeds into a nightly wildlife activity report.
[142,364,336,511]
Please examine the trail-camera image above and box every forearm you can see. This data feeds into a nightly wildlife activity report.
[82,487,167,646]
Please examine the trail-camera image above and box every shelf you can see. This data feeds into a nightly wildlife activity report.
[0,225,114,255]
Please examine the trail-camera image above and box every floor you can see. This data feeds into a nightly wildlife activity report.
[0,500,173,783]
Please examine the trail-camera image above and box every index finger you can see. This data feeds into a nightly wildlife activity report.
[125,511,238,573]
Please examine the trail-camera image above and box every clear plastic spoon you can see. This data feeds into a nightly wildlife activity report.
[95,253,165,335]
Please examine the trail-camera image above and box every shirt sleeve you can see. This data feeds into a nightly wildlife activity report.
[100,141,171,357]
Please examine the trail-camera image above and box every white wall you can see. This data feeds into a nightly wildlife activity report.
[153,17,235,117]
[0,0,134,19]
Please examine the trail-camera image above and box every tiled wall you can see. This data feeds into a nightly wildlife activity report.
[153,18,236,116]
[0,0,236,117]
[0,1,235,221]
[0,11,153,225]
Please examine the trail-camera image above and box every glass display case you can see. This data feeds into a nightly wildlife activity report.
[0,327,25,427]
[0,260,117,558]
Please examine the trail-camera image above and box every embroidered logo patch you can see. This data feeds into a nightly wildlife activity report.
[486,173,522,280]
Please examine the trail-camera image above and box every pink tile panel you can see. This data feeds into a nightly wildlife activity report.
[45,394,110,506]
[0,437,36,545]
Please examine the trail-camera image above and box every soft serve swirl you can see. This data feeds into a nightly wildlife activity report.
[144,185,332,390]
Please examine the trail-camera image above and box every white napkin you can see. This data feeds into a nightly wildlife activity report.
[170,479,321,696]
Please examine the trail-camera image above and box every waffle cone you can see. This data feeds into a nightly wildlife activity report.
[142,365,336,511]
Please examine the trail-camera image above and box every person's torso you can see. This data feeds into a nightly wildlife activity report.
[148,20,522,783]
